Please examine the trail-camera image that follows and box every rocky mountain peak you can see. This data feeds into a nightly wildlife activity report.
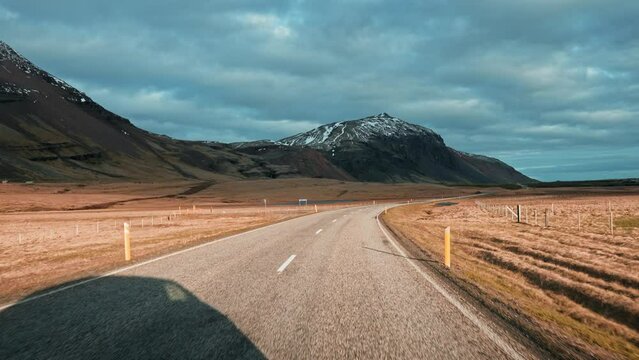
[0,41,40,74]
[0,41,19,60]
[0,40,92,105]
[279,113,440,150]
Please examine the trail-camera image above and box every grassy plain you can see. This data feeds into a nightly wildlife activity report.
[383,190,639,359]
[0,178,475,304]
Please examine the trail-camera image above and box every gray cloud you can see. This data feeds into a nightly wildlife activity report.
[1,0,638,180]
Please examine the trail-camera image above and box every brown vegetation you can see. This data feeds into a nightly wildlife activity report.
[0,178,471,212]
[0,204,317,304]
[383,192,639,360]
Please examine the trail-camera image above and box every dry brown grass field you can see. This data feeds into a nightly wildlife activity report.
[383,190,639,359]
[0,205,320,304]
[0,178,476,305]
[0,178,471,212]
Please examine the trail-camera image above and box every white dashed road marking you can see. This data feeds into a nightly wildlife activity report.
[277,255,296,273]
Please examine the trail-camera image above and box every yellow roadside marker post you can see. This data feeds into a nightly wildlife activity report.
[124,222,131,261]
[444,226,451,268]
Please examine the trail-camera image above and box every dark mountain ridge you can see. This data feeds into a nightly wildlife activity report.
[0,41,532,184]
[0,41,346,182]
[272,113,532,184]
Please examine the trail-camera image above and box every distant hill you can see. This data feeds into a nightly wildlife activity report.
[530,178,639,188]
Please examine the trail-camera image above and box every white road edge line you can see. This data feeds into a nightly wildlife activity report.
[315,229,323,235]
[277,255,296,273]
[376,210,525,360]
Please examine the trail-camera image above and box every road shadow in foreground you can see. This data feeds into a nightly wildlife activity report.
[0,276,265,360]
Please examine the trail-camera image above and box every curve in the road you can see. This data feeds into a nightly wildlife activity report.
[2,199,541,359]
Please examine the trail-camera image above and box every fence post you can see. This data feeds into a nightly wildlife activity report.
[610,211,614,236]
[124,222,131,261]
[578,213,581,232]
[444,227,451,268]
[545,209,549,228]
[517,205,521,223]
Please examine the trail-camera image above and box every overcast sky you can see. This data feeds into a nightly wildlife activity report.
[1,0,638,181]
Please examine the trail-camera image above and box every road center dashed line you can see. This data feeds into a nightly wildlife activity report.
[277,255,296,273]
[315,229,323,235]
[332,219,337,223]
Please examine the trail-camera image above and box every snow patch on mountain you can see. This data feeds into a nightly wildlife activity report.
[0,41,91,104]
[1,82,39,96]
[279,113,440,150]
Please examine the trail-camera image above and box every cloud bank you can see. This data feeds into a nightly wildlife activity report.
[1,0,638,180]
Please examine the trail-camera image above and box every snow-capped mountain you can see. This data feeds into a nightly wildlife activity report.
[272,112,533,184]
[280,113,440,150]
[236,112,533,184]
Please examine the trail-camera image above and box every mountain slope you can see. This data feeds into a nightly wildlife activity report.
[0,41,532,184]
[278,113,534,184]
[0,41,338,182]
[229,142,354,181]
[0,42,233,180]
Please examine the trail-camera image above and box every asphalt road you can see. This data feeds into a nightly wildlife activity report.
[1,204,542,359]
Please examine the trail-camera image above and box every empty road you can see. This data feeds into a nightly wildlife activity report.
[1,203,543,359]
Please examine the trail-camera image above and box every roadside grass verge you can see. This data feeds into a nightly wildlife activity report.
[382,197,639,360]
